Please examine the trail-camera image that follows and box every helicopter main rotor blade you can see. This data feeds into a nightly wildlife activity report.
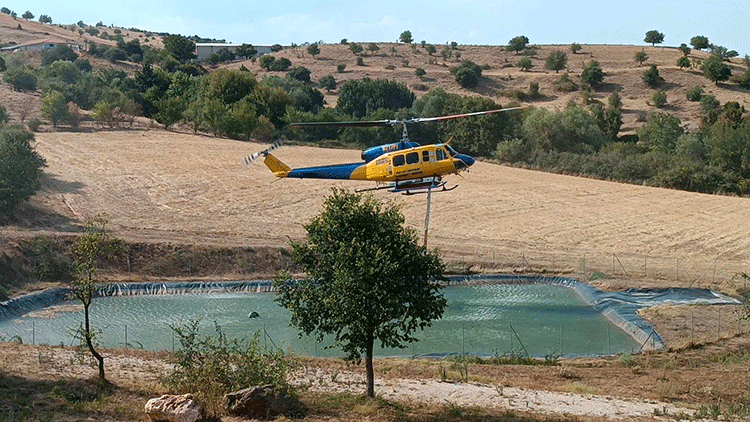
[413,106,527,123]
[290,120,393,128]
[289,106,526,128]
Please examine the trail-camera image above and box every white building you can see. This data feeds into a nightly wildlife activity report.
[195,43,273,60]
[1,37,81,52]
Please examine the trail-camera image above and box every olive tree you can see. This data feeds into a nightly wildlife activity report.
[545,50,567,73]
[644,30,664,46]
[275,189,447,398]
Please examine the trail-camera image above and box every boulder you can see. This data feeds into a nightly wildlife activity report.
[145,394,202,422]
[223,384,294,419]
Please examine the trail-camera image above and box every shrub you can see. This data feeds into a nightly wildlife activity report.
[571,42,582,54]
[356,57,364,66]
[41,45,78,66]
[677,56,691,69]
[553,74,577,92]
[545,50,567,73]
[4,67,37,91]
[415,67,426,78]
[686,86,703,101]
[27,118,41,132]
[580,60,604,88]
[287,66,311,82]
[651,90,667,108]
[319,74,336,91]
[162,320,295,418]
[516,58,533,71]
[455,67,479,88]
[336,63,346,73]
[642,64,662,87]
[529,82,540,98]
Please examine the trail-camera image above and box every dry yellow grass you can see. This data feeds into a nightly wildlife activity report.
[7,129,747,295]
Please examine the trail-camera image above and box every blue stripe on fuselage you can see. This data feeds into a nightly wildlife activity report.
[287,163,364,180]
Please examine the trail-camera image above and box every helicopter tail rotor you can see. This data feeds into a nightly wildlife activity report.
[244,140,283,166]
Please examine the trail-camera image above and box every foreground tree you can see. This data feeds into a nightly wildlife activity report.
[163,35,196,61]
[275,189,447,398]
[0,125,45,219]
[580,60,604,88]
[703,54,731,85]
[71,215,122,382]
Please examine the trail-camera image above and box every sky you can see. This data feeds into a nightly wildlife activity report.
[6,1,750,55]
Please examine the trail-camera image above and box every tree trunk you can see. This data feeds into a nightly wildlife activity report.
[365,332,374,398]
[84,303,106,381]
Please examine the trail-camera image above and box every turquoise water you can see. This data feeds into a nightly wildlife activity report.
[0,284,639,357]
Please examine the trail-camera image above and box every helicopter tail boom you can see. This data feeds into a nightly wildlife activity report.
[263,153,292,178]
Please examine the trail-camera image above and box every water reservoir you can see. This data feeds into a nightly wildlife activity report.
[0,283,641,357]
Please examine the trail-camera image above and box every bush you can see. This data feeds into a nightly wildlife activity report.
[41,45,77,66]
[27,118,41,132]
[651,90,667,108]
[4,67,37,91]
[516,58,533,71]
[336,63,346,73]
[686,86,703,101]
[580,60,604,88]
[553,74,577,92]
[0,125,45,218]
[287,66,311,83]
[103,47,127,62]
[356,57,364,66]
[162,320,295,418]
[642,64,662,87]
[454,67,479,88]
[415,67,426,78]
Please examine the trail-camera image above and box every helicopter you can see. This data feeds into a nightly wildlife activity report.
[245,107,523,194]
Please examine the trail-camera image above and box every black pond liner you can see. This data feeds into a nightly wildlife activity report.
[0,276,741,352]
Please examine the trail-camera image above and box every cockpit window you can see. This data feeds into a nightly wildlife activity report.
[436,149,445,161]
[393,154,405,166]
[406,152,419,164]
[445,145,458,157]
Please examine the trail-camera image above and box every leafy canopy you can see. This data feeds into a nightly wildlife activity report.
[0,125,45,218]
[274,189,447,397]
[644,30,664,46]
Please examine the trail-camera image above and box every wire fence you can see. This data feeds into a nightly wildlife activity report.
[440,245,748,291]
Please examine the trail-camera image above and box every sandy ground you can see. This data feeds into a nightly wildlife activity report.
[0,343,700,421]
[10,129,750,296]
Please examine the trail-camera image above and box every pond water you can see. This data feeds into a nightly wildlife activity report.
[0,284,639,357]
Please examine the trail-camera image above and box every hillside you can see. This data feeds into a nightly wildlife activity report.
[226,43,749,133]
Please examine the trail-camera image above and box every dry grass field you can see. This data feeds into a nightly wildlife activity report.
[16,129,750,295]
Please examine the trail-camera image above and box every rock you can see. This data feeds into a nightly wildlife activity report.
[223,384,294,419]
[145,394,202,422]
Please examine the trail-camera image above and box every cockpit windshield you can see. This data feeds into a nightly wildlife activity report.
[445,145,458,157]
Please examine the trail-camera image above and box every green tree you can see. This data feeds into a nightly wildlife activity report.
[700,94,721,125]
[103,47,127,62]
[642,64,662,87]
[677,56,691,69]
[0,56,6,72]
[274,189,447,398]
[70,215,121,382]
[163,35,196,61]
[319,74,336,91]
[516,57,533,71]
[21,10,32,19]
[739,68,750,89]
[0,125,45,218]
[38,14,51,23]
[454,67,479,88]
[235,43,257,59]
[644,30,664,46]
[581,60,604,88]
[349,43,363,55]
[270,44,283,52]
[414,67,426,78]
[399,30,413,44]
[336,78,415,118]
[545,50,567,73]
[41,45,78,65]
[40,90,68,127]
[678,43,691,56]
[425,44,436,55]
[307,43,320,58]
[690,35,709,50]
[507,35,530,54]
[637,112,683,153]
[0,7,10,14]
[367,43,380,55]
[686,85,703,101]
[710,45,739,61]
[288,66,311,83]
[702,54,731,85]
[522,106,605,154]
[571,42,582,54]
[634,50,648,66]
